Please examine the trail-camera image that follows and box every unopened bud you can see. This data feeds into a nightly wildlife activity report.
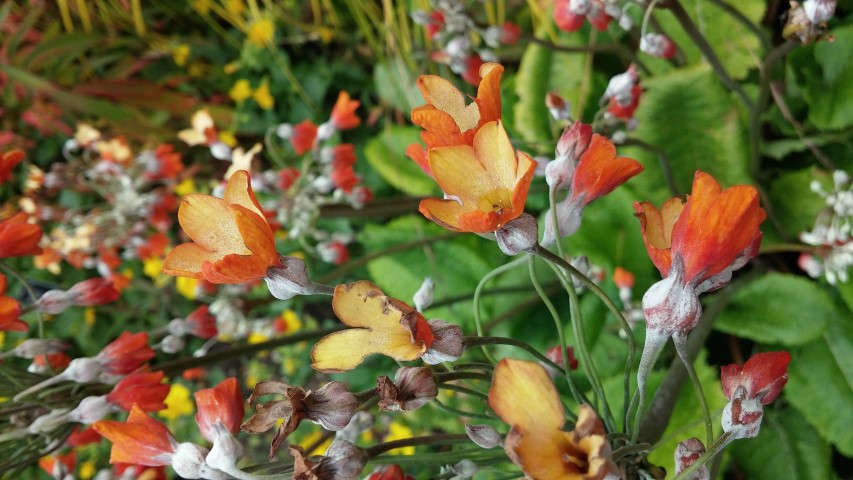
[453,460,479,479]
[465,424,501,449]
[642,266,702,336]
[640,33,676,59]
[422,319,464,364]
[674,437,710,480]
[722,389,764,439]
[68,395,113,424]
[275,123,294,139]
[545,92,571,121]
[320,441,368,480]
[161,334,186,354]
[413,277,435,312]
[496,213,538,256]
[8,339,67,359]
[377,367,437,412]
[555,121,593,163]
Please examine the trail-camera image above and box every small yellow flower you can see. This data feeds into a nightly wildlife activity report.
[159,383,194,421]
[176,276,198,300]
[253,80,275,110]
[385,422,415,455]
[280,309,303,333]
[247,18,275,46]
[84,307,96,327]
[247,331,269,344]
[175,178,196,196]
[219,130,238,148]
[188,61,206,77]
[229,79,253,103]
[224,0,245,16]
[172,44,191,67]
[283,357,296,375]
[290,251,305,260]
[79,460,96,480]
[143,257,164,279]
[317,26,335,44]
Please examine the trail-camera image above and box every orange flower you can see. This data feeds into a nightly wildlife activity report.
[311,281,435,372]
[634,171,766,288]
[0,273,26,332]
[488,359,619,480]
[291,120,318,155]
[194,377,245,443]
[330,91,361,130]
[418,121,535,233]
[406,63,503,175]
[0,149,25,186]
[0,212,43,258]
[93,405,177,466]
[163,170,281,284]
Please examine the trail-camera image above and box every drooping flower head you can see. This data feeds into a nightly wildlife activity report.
[329,91,361,131]
[311,281,440,372]
[720,351,791,440]
[163,170,281,284]
[406,63,504,175]
[488,359,619,480]
[419,121,535,233]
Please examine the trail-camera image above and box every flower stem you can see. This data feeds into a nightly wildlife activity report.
[464,336,565,376]
[672,332,714,447]
[471,256,529,363]
[364,433,472,457]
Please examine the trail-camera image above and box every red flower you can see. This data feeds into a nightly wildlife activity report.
[721,352,791,405]
[97,332,155,376]
[70,277,121,306]
[106,370,170,412]
[330,91,361,130]
[137,232,170,260]
[613,267,635,289]
[278,167,301,190]
[554,0,612,32]
[31,352,71,372]
[0,273,26,332]
[367,465,415,480]
[183,305,218,339]
[38,452,75,478]
[608,85,642,120]
[0,212,42,258]
[426,11,444,39]
[0,149,25,185]
[67,426,103,446]
[291,120,318,155]
[93,405,177,467]
[461,54,486,86]
[147,144,184,180]
[500,21,521,44]
[194,377,245,443]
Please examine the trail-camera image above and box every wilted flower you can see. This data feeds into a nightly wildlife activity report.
[163,170,281,284]
[721,351,791,439]
[289,440,367,480]
[464,424,501,449]
[489,359,619,479]
[377,367,438,411]
[242,380,357,459]
[419,121,535,233]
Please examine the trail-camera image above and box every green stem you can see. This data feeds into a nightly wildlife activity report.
[672,332,713,447]
[527,255,586,406]
[364,433,472,457]
[672,431,734,480]
[439,383,489,401]
[432,400,493,420]
[464,336,566,376]
[472,256,529,363]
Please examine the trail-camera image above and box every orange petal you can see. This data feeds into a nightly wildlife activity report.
[177,195,247,255]
[232,205,277,267]
[473,63,504,125]
[418,197,467,232]
[405,143,431,175]
[417,76,481,132]
[509,151,536,214]
[571,134,644,205]
[195,377,245,442]
[162,242,226,278]
[93,405,175,466]
[224,170,266,221]
[429,144,488,200]
[672,172,766,283]
[472,121,517,190]
[508,427,580,479]
[310,328,426,372]
[633,198,683,276]
[488,359,565,433]
[412,106,464,140]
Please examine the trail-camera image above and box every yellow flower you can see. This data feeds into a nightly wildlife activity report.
[143,257,169,287]
[253,80,275,110]
[247,18,275,46]
[175,178,196,196]
[79,460,96,480]
[248,331,269,344]
[298,428,333,455]
[172,44,191,67]
[279,309,303,333]
[188,61,206,77]
[176,276,198,300]
[225,0,245,16]
[219,130,238,148]
[84,307,96,327]
[229,79,253,103]
[158,383,194,421]
[385,422,415,455]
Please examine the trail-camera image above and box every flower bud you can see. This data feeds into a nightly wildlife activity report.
[36,289,77,315]
[316,122,335,141]
[413,277,435,312]
[640,33,676,59]
[674,437,710,480]
[421,319,464,364]
[276,123,294,139]
[452,460,479,479]
[377,367,438,411]
[721,388,764,439]
[555,121,593,165]
[8,339,67,359]
[264,256,316,300]
[545,92,571,121]
[160,334,186,354]
[641,269,702,337]
[464,424,501,449]
[496,213,538,256]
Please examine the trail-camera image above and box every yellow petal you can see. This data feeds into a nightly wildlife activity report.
[178,195,248,254]
[332,281,409,330]
[162,242,227,278]
[177,129,206,146]
[429,145,489,200]
[418,197,467,232]
[489,359,565,433]
[310,328,424,372]
[224,170,265,220]
[472,121,516,190]
[417,76,480,132]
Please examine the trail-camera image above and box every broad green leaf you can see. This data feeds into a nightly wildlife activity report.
[714,273,833,345]
[363,126,439,197]
[786,314,853,456]
[729,408,831,480]
[837,281,853,316]
[513,32,587,152]
[654,0,766,80]
[766,168,826,240]
[374,58,422,113]
[646,350,728,475]
[623,65,752,203]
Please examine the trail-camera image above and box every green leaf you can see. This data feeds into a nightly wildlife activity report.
[786,313,853,456]
[624,65,752,203]
[374,58,422,113]
[363,126,439,197]
[655,0,766,80]
[729,408,831,480]
[766,168,826,240]
[513,32,587,152]
[646,350,728,473]
[714,273,832,345]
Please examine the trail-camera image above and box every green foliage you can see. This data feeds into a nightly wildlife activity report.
[624,65,752,203]
[363,126,439,197]
[786,310,853,456]
[714,273,835,346]
[766,168,827,240]
[729,408,832,480]
[374,58,423,114]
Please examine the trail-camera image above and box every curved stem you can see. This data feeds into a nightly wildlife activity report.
[472,256,529,363]
[464,336,566,376]
[672,332,713,447]
[640,0,662,38]
[432,400,493,420]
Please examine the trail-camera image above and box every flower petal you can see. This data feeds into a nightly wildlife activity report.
[633,197,684,276]
[311,328,425,372]
[418,198,468,232]
[224,170,265,220]
[177,195,247,255]
[473,63,504,125]
[162,242,227,278]
[417,76,481,132]
[429,144,489,200]
[93,405,175,466]
[472,121,517,191]
[571,134,644,205]
[488,359,565,433]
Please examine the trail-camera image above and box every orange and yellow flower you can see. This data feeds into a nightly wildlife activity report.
[418,121,535,233]
[163,170,280,284]
[0,211,43,258]
[488,359,619,480]
[311,281,435,372]
[330,91,361,130]
[93,405,177,467]
[634,171,766,287]
[406,63,504,175]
